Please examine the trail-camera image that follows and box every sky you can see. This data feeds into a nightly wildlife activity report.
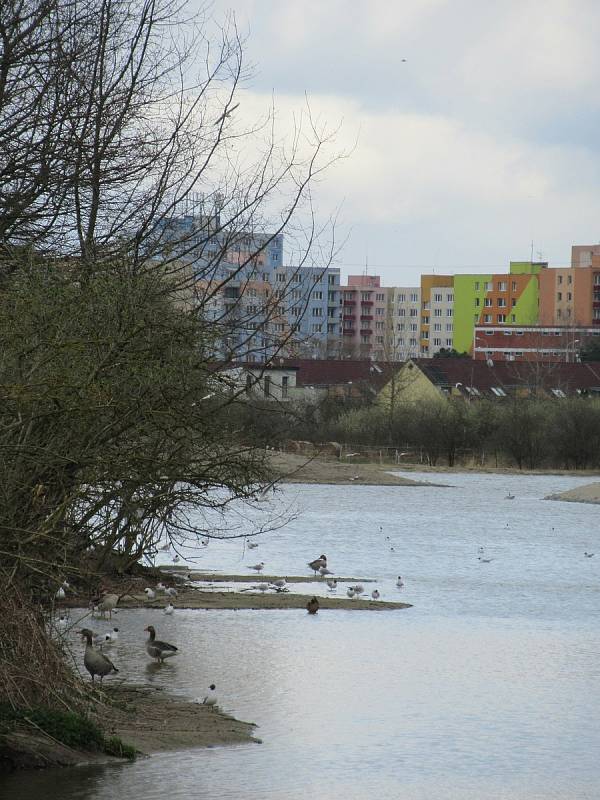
[201,0,600,286]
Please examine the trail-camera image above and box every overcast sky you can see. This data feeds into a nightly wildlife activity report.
[205,0,600,286]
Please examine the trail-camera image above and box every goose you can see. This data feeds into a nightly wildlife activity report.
[164,603,175,615]
[201,684,218,707]
[307,555,327,575]
[326,579,337,591]
[144,625,178,663]
[346,587,356,599]
[144,587,156,600]
[371,589,380,600]
[93,593,119,619]
[306,596,319,614]
[165,587,178,597]
[248,562,265,573]
[584,552,595,558]
[396,576,404,588]
[318,566,333,577]
[80,629,119,683]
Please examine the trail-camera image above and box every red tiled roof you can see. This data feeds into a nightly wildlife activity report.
[411,358,600,396]
[282,358,403,389]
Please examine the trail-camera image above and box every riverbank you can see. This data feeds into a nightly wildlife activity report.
[268,451,447,486]
[0,684,258,772]
[546,481,600,505]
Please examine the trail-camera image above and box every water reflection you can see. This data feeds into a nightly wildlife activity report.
[2,473,599,799]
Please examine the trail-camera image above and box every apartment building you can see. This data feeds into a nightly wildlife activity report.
[385,286,421,359]
[419,275,454,356]
[341,275,388,360]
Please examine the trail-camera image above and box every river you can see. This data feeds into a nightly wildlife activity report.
[2,471,599,799]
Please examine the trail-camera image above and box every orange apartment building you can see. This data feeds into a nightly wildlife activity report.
[539,245,600,328]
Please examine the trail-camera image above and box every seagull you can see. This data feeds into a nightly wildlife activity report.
[200,684,218,707]
[144,625,178,663]
[165,587,178,597]
[371,589,380,600]
[164,603,175,615]
[144,587,156,600]
[584,552,595,558]
[255,583,270,593]
[248,562,265,573]
[307,555,327,575]
[396,576,404,588]
[346,587,356,599]
[214,102,240,125]
[505,493,515,500]
[326,579,337,591]
[56,586,66,599]
[271,578,286,590]
[318,566,333,577]
[172,554,180,563]
[478,557,493,563]
[106,627,119,642]
[306,596,319,614]
[351,583,364,595]
[56,615,69,631]
[156,582,166,593]
[247,540,259,549]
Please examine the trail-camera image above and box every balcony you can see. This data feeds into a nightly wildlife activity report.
[343,314,355,321]
[343,300,356,307]
[360,328,373,335]
[342,329,354,336]
[361,300,374,307]
[360,315,373,321]
[593,301,600,309]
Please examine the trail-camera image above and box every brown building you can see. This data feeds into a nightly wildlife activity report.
[539,245,600,327]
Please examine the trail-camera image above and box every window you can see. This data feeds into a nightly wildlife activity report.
[312,290,323,300]
[410,323,418,331]
[410,308,418,317]
[434,323,442,331]
[498,282,507,291]
[422,316,429,325]
[516,330,524,336]
[422,330,429,339]
[397,323,405,331]
[497,314,506,323]
[311,323,323,333]
[376,293,385,302]
[511,298,516,307]
[264,375,271,397]
[328,274,336,285]
[361,292,371,301]
[568,274,572,284]
[433,338,442,346]
[484,281,492,291]
[398,308,405,316]
[446,293,453,302]
[375,321,385,330]
[498,298,506,307]
[291,307,301,317]
[511,281,517,291]
[474,282,480,290]
[567,292,572,301]
[558,275,563,284]
[360,336,369,344]
[410,338,417,347]
[446,324,453,331]
[434,293,443,302]
[376,336,384,343]
[491,386,507,397]
[475,298,480,307]
[397,293,406,302]
[410,293,419,302]
[375,307,385,316]
[485,298,492,307]
[434,308,442,317]
[484,314,492,323]
[504,331,512,336]
[446,308,453,317]
[511,314,516,322]
[312,307,323,317]
[557,292,562,301]
[281,376,289,398]
[276,273,285,283]
[446,338,453,346]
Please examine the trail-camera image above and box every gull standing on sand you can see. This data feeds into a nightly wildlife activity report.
[396,576,404,588]
[347,587,356,599]
[371,589,380,600]
[319,566,333,577]
[248,562,265,573]
[164,603,174,615]
[200,684,218,707]
[327,579,337,591]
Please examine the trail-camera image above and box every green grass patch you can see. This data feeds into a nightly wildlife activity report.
[0,704,135,760]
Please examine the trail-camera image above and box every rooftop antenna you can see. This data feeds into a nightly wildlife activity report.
[530,240,534,262]
[364,251,369,276]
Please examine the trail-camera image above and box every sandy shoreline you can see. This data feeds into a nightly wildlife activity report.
[546,481,600,505]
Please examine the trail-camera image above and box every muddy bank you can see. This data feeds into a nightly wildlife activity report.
[96,684,258,753]
[546,481,600,505]
[0,684,257,772]
[269,451,447,487]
